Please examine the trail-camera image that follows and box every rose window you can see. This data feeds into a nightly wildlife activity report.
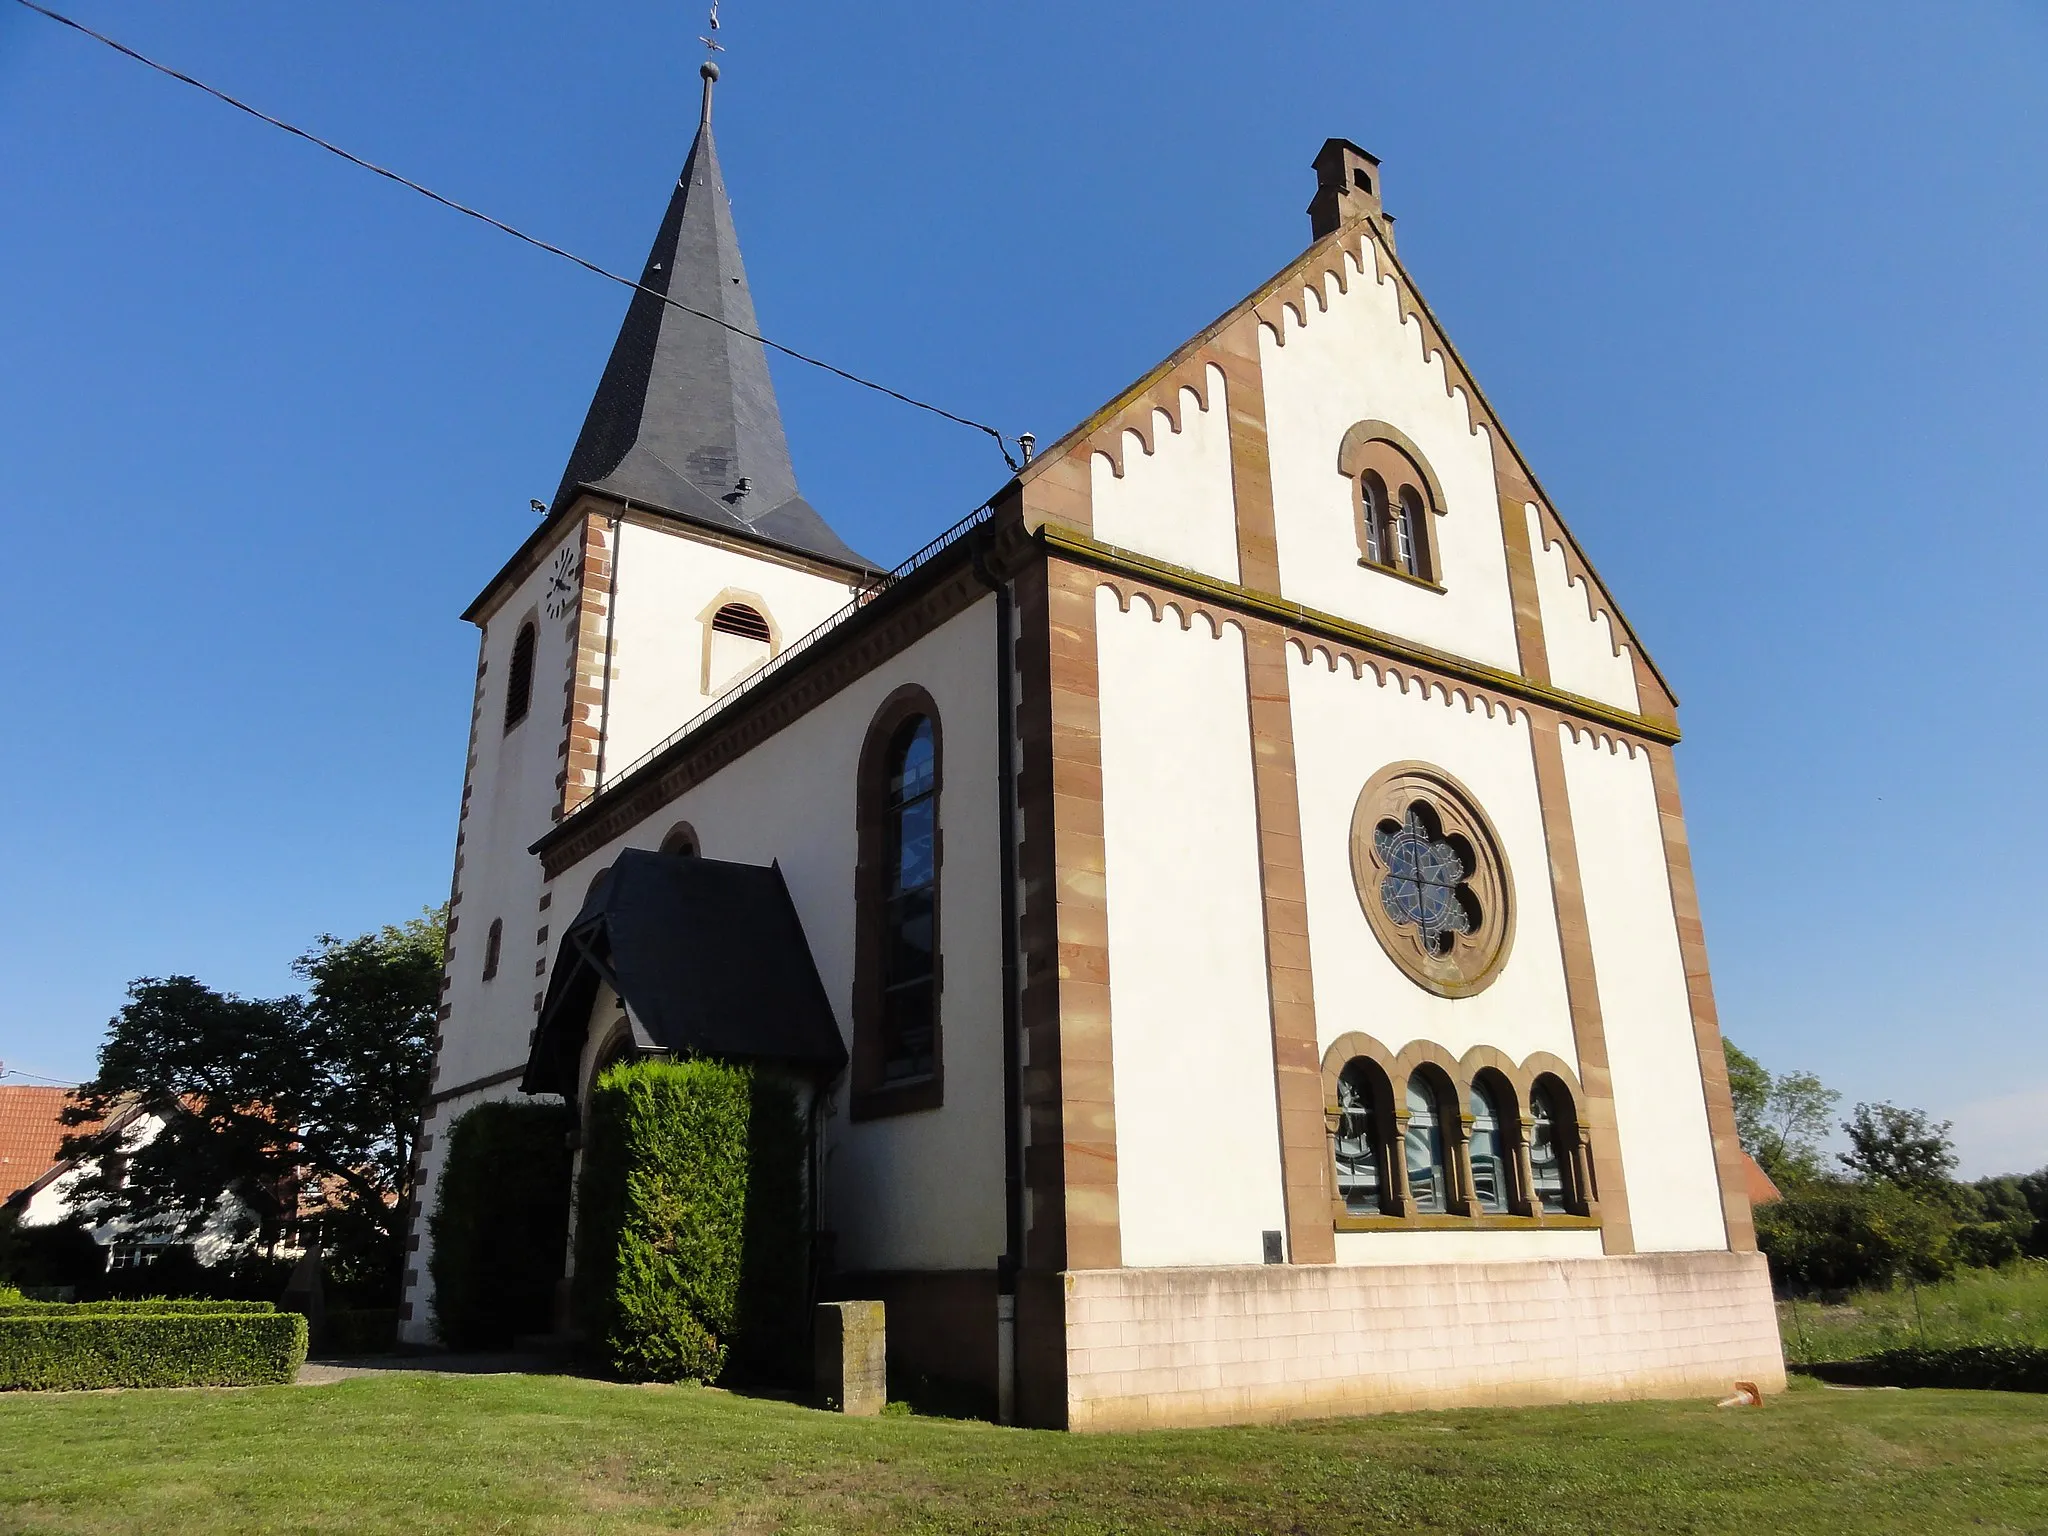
[1373,805,1480,957]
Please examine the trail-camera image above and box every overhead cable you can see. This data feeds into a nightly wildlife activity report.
[8,0,1021,470]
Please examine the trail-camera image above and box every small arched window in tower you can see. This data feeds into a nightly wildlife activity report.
[702,599,777,696]
[503,622,537,732]
[1404,1074,1450,1214]
[1333,1058,1393,1214]
[1467,1077,1511,1214]
[482,918,503,982]
[659,821,700,858]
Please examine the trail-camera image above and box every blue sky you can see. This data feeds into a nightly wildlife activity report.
[1,2,2042,1177]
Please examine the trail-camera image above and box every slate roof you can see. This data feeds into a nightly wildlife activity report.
[548,68,871,569]
[0,1085,88,1203]
[523,848,847,1097]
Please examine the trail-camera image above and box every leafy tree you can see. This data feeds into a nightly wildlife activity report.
[1839,1101,1957,1191]
[60,909,444,1299]
[1721,1038,1839,1185]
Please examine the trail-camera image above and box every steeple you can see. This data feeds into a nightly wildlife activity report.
[549,61,870,569]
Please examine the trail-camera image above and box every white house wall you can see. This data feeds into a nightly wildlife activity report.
[1258,249,1522,674]
[1288,651,1579,1084]
[1525,505,1638,713]
[1559,728,1725,1253]
[549,596,1006,1275]
[600,520,861,782]
[1089,364,1241,586]
[1093,586,1286,1268]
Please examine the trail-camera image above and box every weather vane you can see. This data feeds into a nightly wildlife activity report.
[698,0,724,61]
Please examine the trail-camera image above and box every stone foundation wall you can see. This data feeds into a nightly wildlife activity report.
[1061,1250,1783,1431]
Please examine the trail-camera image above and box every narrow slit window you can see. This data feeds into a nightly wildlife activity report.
[503,622,536,732]
[482,918,503,981]
[880,716,938,1083]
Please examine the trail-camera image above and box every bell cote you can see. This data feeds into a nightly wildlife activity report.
[1308,138,1394,247]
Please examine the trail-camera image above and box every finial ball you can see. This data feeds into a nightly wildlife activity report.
[700,60,720,81]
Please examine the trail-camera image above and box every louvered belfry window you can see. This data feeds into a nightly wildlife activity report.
[710,603,771,642]
[504,622,537,732]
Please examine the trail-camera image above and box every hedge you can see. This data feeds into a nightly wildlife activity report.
[0,1309,308,1390]
[428,1101,574,1350]
[0,1298,273,1317]
[575,1059,806,1385]
[1802,1345,2048,1393]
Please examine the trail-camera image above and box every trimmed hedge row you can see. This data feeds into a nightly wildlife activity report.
[0,1309,308,1390]
[575,1059,806,1385]
[0,1298,273,1317]
[428,1100,573,1350]
[1804,1345,2048,1393]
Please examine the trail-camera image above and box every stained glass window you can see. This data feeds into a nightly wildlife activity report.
[1375,804,1480,957]
[1334,1061,1386,1214]
[881,716,938,1083]
[1530,1082,1573,1214]
[1405,1077,1448,1214]
[1468,1081,1509,1214]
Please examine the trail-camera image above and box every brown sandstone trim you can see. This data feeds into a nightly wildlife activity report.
[1211,315,1280,594]
[1038,555,1120,1272]
[1493,470,1552,688]
[1524,708,1635,1254]
[1646,744,1756,1253]
[1240,618,1335,1263]
[556,513,615,821]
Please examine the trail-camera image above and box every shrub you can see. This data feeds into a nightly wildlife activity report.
[324,1307,398,1355]
[1757,1180,1954,1293]
[1802,1344,2048,1393]
[1952,1219,2033,1271]
[0,1298,272,1316]
[0,1309,307,1390]
[575,1059,806,1385]
[427,1101,574,1350]
[0,1221,106,1293]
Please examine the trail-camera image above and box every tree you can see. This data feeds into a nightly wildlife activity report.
[61,909,444,1298]
[1721,1038,1840,1184]
[1839,1101,1957,1192]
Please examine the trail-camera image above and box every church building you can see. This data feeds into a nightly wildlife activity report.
[400,62,1785,1429]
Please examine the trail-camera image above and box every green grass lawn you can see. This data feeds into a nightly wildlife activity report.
[2,1371,2045,1534]
[1780,1259,2048,1364]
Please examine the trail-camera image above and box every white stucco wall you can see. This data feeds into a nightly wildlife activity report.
[1089,363,1242,586]
[1525,505,1638,712]
[1558,728,1726,1254]
[600,519,861,781]
[1289,649,1579,1085]
[1093,586,1286,1268]
[1259,248,1521,673]
[546,596,1006,1275]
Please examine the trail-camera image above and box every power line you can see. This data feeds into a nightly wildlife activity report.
[8,0,1021,470]
[0,1066,76,1087]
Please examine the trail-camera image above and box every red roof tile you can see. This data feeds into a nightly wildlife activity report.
[0,1085,96,1203]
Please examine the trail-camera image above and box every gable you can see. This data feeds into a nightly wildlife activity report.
[1013,200,1676,724]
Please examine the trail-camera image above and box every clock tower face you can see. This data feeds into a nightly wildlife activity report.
[543,542,579,620]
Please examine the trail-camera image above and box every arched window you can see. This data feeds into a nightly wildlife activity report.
[710,603,771,642]
[1467,1077,1511,1214]
[1529,1077,1580,1215]
[503,621,536,732]
[880,716,937,1083]
[1396,486,1427,580]
[1360,473,1388,567]
[1339,423,1443,585]
[1404,1075,1450,1214]
[701,595,778,696]
[852,690,944,1117]
[658,822,700,858]
[481,918,503,982]
[1333,1059,1393,1214]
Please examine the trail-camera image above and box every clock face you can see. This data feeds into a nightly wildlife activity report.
[543,543,579,620]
